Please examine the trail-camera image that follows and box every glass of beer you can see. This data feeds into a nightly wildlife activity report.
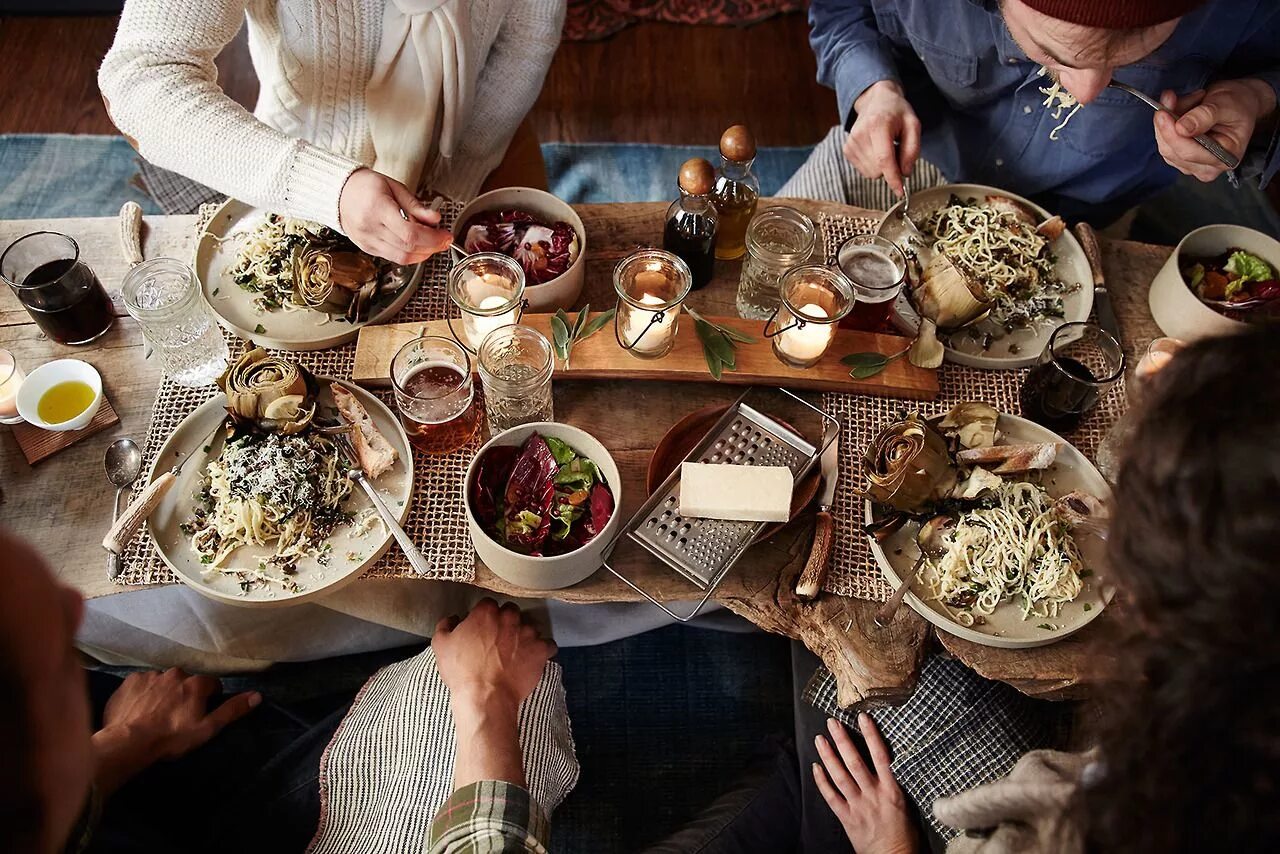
[391,335,482,454]
[836,235,907,332]
[1,232,115,345]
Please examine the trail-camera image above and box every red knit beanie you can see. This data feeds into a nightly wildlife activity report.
[1019,0,1206,28]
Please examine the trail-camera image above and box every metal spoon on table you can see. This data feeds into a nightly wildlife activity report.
[104,438,143,580]
[875,514,953,628]
[1106,82,1241,176]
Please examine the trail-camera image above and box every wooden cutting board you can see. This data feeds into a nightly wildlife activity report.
[352,313,938,400]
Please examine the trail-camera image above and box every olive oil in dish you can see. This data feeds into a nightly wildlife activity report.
[37,380,96,424]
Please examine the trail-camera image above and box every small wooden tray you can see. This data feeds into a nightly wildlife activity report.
[10,395,120,465]
[353,313,938,400]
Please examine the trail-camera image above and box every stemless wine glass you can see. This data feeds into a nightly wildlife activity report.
[1,232,114,345]
[1019,322,1125,432]
[391,335,482,454]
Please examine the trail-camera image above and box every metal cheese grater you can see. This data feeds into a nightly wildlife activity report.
[602,387,838,622]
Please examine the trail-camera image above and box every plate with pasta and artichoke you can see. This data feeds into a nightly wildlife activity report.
[194,199,425,351]
[877,184,1092,369]
[861,402,1112,648]
[146,350,414,607]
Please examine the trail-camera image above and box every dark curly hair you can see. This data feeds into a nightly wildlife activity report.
[1081,326,1280,852]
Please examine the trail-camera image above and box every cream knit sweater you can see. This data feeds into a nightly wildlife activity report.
[99,0,565,231]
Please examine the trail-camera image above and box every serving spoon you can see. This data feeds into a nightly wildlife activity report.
[1106,82,1240,174]
[104,438,143,580]
[875,514,954,628]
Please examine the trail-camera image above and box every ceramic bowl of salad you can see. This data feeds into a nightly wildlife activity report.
[454,187,586,313]
[463,422,621,590]
[1149,224,1280,341]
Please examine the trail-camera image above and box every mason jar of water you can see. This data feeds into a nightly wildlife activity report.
[121,258,229,386]
[736,206,816,320]
[477,325,554,435]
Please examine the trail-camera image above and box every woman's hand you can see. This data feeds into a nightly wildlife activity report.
[91,669,260,797]
[814,714,918,854]
[1154,79,1277,182]
[846,80,921,197]
[338,168,454,264]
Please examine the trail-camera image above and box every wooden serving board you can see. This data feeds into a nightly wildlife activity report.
[352,313,938,399]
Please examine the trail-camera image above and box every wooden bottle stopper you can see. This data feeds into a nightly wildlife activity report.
[719,125,757,162]
[678,158,714,196]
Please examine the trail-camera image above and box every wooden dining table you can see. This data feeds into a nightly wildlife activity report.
[0,198,1168,708]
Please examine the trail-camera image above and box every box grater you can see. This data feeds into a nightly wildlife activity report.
[602,388,839,622]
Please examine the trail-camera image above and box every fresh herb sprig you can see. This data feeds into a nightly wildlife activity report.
[686,307,756,380]
[550,305,615,368]
[840,344,913,379]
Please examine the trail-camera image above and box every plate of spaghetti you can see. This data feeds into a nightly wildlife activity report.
[147,351,414,607]
[862,404,1111,648]
[877,184,1092,369]
[194,199,425,351]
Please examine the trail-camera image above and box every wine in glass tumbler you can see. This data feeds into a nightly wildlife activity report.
[837,235,907,332]
[392,336,481,454]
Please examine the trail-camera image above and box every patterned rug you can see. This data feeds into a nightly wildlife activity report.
[566,0,805,41]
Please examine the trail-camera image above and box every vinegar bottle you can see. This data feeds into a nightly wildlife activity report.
[663,157,719,290]
[712,125,760,261]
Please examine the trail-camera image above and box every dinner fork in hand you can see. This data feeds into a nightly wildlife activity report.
[330,430,432,576]
[1106,82,1241,175]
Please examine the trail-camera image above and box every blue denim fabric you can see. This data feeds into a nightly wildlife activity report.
[809,0,1280,223]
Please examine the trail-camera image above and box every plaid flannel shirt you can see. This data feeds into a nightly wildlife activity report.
[427,781,550,854]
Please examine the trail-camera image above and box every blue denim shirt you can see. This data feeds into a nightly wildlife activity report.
[809,0,1280,222]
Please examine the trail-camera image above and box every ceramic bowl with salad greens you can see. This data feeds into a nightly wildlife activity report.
[463,423,622,590]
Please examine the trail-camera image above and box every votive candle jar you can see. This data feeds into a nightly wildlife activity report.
[767,265,854,369]
[0,348,25,424]
[613,249,692,360]
[448,252,526,352]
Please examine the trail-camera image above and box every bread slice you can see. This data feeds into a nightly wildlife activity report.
[956,442,1060,474]
[331,384,398,480]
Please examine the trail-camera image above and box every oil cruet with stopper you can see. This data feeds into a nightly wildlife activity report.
[663,157,719,290]
[711,124,760,261]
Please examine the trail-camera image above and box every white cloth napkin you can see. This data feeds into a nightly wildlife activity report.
[365,0,473,191]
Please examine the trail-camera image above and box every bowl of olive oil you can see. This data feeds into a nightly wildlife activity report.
[16,358,103,431]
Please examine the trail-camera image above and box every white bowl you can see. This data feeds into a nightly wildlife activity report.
[1149,224,1280,342]
[15,358,103,431]
[453,187,587,312]
[463,422,622,590]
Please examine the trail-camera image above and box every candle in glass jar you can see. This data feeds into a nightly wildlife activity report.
[778,304,833,363]
[624,293,677,354]
[0,350,24,423]
[462,287,519,350]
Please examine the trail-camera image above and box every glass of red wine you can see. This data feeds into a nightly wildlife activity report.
[1020,322,1125,432]
[1,232,114,345]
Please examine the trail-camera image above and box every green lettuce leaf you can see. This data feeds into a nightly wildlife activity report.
[1225,251,1275,284]
[550,501,584,541]
[544,436,576,466]
[554,458,599,491]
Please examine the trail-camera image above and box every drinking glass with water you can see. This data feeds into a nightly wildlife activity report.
[121,258,230,386]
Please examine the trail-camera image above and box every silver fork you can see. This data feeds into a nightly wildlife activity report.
[1107,82,1240,172]
[329,429,432,576]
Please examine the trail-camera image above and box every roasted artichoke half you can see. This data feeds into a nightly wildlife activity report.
[863,413,958,513]
[292,230,385,323]
[219,348,319,435]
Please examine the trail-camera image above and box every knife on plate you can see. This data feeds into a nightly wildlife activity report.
[795,432,840,601]
[1073,222,1123,342]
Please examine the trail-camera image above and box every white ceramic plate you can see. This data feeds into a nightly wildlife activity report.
[877,183,1093,369]
[194,199,424,351]
[863,413,1112,648]
[147,380,414,607]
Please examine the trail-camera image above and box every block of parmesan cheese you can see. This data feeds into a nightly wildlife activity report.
[679,462,794,522]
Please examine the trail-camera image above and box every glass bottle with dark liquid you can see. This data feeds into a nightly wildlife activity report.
[1,232,114,345]
[711,125,760,261]
[1019,357,1100,432]
[663,157,719,290]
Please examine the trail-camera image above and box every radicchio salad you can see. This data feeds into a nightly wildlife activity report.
[461,209,581,285]
[470,433,614,557]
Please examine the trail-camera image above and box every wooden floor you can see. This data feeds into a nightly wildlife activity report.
[0,13,836,146]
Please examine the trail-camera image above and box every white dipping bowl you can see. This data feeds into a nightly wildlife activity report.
[1149,224,1280,342]
[16,358,103,431]
[464,422,622,590]
[454,187,587,313]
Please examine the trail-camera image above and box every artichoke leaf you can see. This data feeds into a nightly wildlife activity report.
[863,413,958,513]
[939,401,999,450]
[913,252,992,330]
[908,318,945,369]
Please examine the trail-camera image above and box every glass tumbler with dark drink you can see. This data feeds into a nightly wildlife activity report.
[392,335,482,455]
[836,235,907,332]
[1019,322,1125,432]
[1,232,114,345]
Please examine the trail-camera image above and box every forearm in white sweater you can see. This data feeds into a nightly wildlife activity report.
[435,0,566,201]
[98,0,361,228]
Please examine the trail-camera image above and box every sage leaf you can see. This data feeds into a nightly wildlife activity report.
[720,326,758,345]
[550,312,571,360]
[573,304,591,339]
[841,352,892,369]
[849,362,890,380]
[578,308,615,340]
[706,349,724,380]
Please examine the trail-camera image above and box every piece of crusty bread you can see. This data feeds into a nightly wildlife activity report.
[956,442,1060,474]
[331,384,398,480]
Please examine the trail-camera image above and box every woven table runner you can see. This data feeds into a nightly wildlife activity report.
[118,203,477,586]
[816,214,1128,602]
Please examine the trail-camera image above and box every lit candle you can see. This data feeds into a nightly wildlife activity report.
[623,293,678,355]
[777,304,834,364]
[462,288,519,350]
[0,350,24,424]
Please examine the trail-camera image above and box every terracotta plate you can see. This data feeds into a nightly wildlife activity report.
[647,403,822,541]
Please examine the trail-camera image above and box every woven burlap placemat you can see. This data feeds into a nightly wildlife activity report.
[816,214,1128,601]
[118,202,477,586]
